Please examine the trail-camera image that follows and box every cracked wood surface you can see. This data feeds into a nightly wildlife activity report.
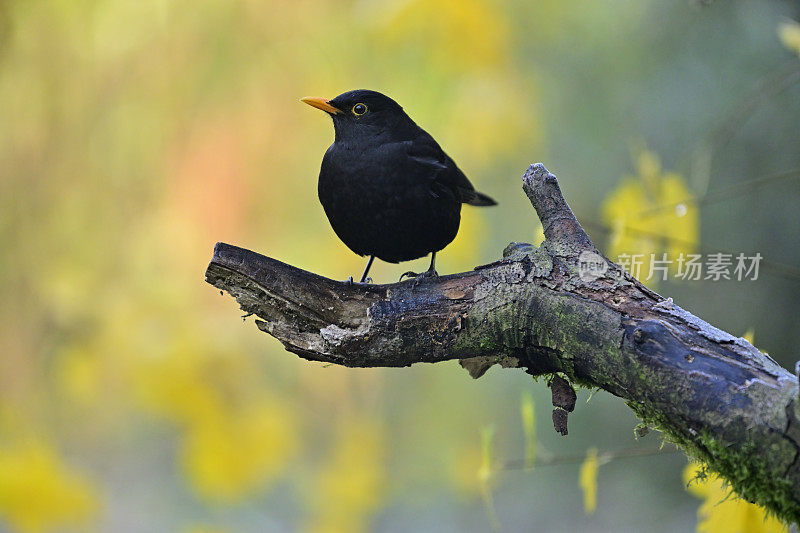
[205,163,800,524]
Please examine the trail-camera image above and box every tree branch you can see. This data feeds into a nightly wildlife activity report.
[205,163,800,524]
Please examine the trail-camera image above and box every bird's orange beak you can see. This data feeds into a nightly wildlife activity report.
[300,96,342,115]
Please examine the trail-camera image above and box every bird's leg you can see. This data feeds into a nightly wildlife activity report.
[427,251,438,276]
[359,256,375,284]
[399,252,439,284]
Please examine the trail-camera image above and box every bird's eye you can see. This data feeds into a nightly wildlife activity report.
[352,103,368,116]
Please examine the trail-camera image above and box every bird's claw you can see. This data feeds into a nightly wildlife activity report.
[345,276,374,285]
[399,270,419,282]
[400,269,439,288]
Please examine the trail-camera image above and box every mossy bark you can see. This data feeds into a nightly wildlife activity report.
[205,164,800,524]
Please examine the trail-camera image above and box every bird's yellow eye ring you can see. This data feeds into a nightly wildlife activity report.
[352,103,368,116]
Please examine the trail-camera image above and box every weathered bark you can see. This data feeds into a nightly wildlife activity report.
[205,163,800,524]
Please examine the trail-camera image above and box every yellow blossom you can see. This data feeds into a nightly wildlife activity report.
[442,77,543,166]
[442,201,489,272]
[377,0,510,72]
[478,425,500,531]
[131,348,229,427]
[778,21,800,56]
[0,442,99,533]
[521,392,536,470]
[55,347,103,405]
[533,223,546,246]
[602,148,698,284]
[448,443,483,495]
[741,329,771,358]
[683,463,787,533]
[182,398,297,503]
[579,447,599,515]
[307,419,384,533]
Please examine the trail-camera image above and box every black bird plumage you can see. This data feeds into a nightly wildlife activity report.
[302,89,496,282]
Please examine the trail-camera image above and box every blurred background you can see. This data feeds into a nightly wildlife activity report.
[1,0,800,531]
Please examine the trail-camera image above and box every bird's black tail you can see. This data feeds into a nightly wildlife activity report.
[466,191,497,207]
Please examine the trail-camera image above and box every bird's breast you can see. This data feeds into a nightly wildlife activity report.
[317,142,461,263]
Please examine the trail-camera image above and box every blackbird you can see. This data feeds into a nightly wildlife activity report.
[301,89,496,283]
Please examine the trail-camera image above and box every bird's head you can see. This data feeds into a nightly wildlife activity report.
[301,89,416,142]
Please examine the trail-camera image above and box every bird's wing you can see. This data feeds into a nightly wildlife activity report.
[404,136,495,206]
